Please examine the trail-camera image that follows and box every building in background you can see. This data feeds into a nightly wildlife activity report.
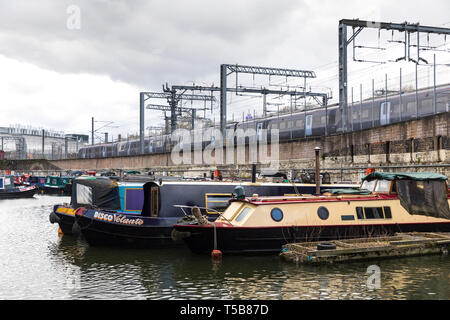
[0,125,89,160]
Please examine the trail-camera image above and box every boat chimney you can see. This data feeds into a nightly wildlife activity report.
[315,147,321,195]
[251,164,257,183]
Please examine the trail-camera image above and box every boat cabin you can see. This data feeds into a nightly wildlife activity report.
[27,176,46,188]
[214,172,450,228]
[0,176,15,190]
[44,176,72,188]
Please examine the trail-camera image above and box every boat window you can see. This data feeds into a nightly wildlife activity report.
[150,187,159,217]
[384,207,392,219]
[356,207,364,219]
[356,206,392,219]
[361,180,376,192]
[374,180,391,192]
[270,208,284,222]
[76,184,93,205]
[235,207,251,222]
[317,206,330,220]
[364,207,384,219]
[205,193,232,214]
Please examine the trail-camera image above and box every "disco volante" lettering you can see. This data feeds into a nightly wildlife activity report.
[93,212,144,226]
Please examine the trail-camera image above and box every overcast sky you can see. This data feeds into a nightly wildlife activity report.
[0,0,449,141]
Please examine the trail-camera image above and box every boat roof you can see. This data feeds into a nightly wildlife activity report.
[362,172,448,182]
[155,181,358,187]
[240,193,382,205]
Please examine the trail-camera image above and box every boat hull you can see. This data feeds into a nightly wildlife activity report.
[174,222,450,255]
[73,209,181,247]
[53,210,77,235]
[42,185,71,196]
[0,186,37,199]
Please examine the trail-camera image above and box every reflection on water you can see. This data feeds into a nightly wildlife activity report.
[0,196,449,300]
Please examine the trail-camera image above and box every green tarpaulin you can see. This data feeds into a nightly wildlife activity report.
[362,172,448,182]
[323,188,372,195]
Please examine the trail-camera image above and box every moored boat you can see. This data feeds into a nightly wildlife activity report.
[25,176,46,190]
[50,176,145,235]
[173,172,450,255]
[42,175,73,195]
[0,175,37,199]
[52,177,358,246]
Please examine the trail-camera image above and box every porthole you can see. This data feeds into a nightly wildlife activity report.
[317,207,329,220]
[271,208,283,222]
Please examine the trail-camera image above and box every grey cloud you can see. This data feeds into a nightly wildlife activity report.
[0,0,302,89]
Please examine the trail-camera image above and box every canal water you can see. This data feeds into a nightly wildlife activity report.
[0,196,449,300]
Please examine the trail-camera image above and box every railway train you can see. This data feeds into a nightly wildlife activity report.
[78,84,450,159]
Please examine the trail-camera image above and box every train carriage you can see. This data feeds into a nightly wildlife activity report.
[76,84,450,159]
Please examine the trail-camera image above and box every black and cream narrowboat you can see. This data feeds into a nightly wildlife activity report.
[173,172,450,255]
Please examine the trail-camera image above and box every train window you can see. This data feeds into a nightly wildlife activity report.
[437,96,447,111]
[279,122,286,130]
[320,116,326,125]
[335,111,341,124]
[390,102,399,114]
[362,109,370,119]
[296,120,304,128]
[406,101,416,114]
[328,111,336,124]
[270,123,278,130]
[421,99,433,113]
[287,121,293,129]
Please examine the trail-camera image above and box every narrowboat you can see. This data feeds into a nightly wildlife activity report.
[52,178,358,246]
[0,175,37,199]
[42,175,73,195]
[12,175,22,186]
[173,172,450,255]
[25,176,46,190]
[50,177,145,235]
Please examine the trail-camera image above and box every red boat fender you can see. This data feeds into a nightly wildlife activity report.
[211,249,222,262]
[74,207,86,216]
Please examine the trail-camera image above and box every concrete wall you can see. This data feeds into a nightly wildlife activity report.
[0,159,61,171]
